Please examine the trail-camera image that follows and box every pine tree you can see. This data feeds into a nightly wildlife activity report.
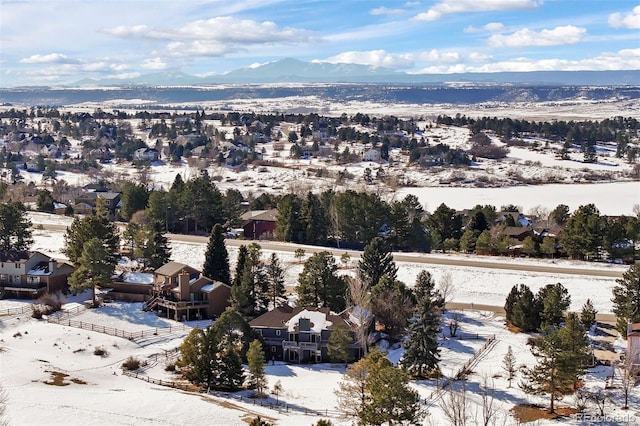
[558,313,591,391]
[580,298,597,329]
[265,253,286,308]
[0,202,33,251]
[64,198,119,265]
[233,245,249,286]
[357,237,397,288]
[520,326,582,413]
[246,340,267,397]
[327,322,353,364]
[296,251,347,312]
[362,366,424,426]
[68,238,116,306]
[400,270,441,378]
[612,263,640,337]
[144,220,171,270]
[202,223,231,284]
[537,283,571,331]
[503,345,517,388]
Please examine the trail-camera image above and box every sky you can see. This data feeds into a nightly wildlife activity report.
[0,0,639,87]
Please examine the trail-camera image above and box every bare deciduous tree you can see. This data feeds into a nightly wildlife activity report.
[440,383,470,426]
[449,314,460,337]
[347,275,372,357]
[478,374,496,426]
[618,353,639,410]
[438,271,455,307]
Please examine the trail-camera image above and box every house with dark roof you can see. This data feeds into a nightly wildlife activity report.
[241,209,278,240]
[249,305,362,363]
[73,191,121,218]
[143,261,231,321]
[0,251,74,298]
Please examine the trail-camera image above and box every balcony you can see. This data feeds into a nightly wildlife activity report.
[155,298,209,310]
[282,340,318,351]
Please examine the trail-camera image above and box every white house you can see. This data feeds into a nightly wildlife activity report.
[363,148,381,162]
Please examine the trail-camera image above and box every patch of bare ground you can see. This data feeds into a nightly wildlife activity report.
[511,404,578,423]
[43,370,87,386]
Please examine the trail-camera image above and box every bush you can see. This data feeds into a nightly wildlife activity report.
[93,346,108,357]
[122,356,141,370]
[164,362,176,372]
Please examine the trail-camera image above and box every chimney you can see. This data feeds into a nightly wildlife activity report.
[178,270,190,301]
[48,260,56,273]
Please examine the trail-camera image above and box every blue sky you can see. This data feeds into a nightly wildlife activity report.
[1,0,638,86]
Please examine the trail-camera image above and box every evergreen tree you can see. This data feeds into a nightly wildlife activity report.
[612,263,640,337]
[233,245,249,287]
[231,244,268,318]
[401,270,442,378]
[580,298,597,329]
[540,236,557,258]
[337,349,423,425]
[202,223,231,284]
[64,198,119,265]
[296,251,347,312]
[520,328,575,414]
[275,194,303,242]
[327,322,353,364]
[503,345,517,388]
[558,313,591,392]
[246,340,267,397]
[0,202,33,251]
[459,229,478,253]
[119,181,149,221]
[358,237,397,288]
[537,283,571,330]
[560,203,603,260]
[300,192,328,245]
[505,284,540,332]
[362,366,424,426]
[143,220,171,270]
[265,253,286,308]
[68,238,116,306]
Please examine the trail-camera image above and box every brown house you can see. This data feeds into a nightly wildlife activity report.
[108,271,154,302]
[249,305,362,363]
[0,250,74,298]
[628,323,640,366]
[241,209,278,240]
[144,261,231,321]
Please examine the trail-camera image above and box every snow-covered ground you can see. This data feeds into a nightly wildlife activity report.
[2,300,637,426]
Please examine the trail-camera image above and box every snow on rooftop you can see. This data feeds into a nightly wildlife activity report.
[118,271,154,285]
[287,309,332,333]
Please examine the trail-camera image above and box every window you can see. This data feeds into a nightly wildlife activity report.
[256,329,262,336]
[275,329,281,336]
[15,263,20,269]
[271,346,276,352]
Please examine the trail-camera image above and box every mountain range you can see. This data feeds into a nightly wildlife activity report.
[72,58,639,87]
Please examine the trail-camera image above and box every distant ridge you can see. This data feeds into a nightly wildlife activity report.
[66,58,640,87]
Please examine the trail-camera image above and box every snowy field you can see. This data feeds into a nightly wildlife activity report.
[2,300,637,426]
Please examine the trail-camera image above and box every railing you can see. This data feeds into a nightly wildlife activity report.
[154,298,209,309]
[0,305,34,317]
[48,317,191,340]
[0,283,45,290]
[282,340,318,350]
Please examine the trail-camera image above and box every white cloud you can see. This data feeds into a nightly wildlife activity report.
[411,48,640,73]
[413,0,540,21]
[609,5,640,29]
[465,22,506,33]
[488,25,586,47]
[141,58,169,70]
[322,50,414,69]
[19,53,77,64]
[370,6,405,16]
[103,17,314,46]
[484,22,506,32]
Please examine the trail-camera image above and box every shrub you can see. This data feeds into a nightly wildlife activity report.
[93,346,108,357]
[165,362,176,372]
[122,356,141,371]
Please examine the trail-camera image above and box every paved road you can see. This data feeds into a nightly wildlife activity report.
[167,233,624,279]
[38,223,624,279]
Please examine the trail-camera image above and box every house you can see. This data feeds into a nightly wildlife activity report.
[241,209,278,240]
[628,323,640,366]
[500,226,534,242]
[108,271,154,302]
[143,261,231,321]
[363,148,381,162]
[133,147,159,162]
[73,191,121,218]
[249,305,362,363]
[0,250,74,298]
